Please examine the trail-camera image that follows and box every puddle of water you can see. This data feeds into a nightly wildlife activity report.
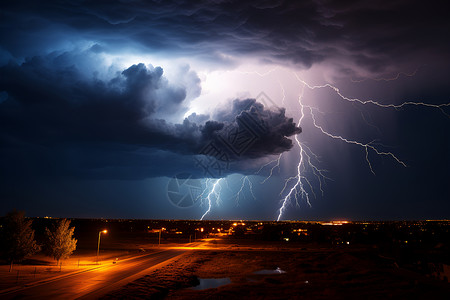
[253,267,286,275]
[191,278,231,290]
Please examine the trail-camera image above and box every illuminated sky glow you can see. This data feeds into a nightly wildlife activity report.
[1,0,449,220]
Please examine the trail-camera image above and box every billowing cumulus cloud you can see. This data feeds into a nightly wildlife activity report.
[0,53,192,147]
[0,49,301,180]
[210,99,301,157]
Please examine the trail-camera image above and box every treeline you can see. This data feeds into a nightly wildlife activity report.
[0,210,77,271]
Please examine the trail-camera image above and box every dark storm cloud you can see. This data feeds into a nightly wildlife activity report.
[1,0,449,76]
[0,53,195,149]
[211,99,301,157]
[0,50,301,179]
[0,50,202,179]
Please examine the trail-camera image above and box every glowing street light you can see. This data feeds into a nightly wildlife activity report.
[97,230,107,264]
[158,228,165,246]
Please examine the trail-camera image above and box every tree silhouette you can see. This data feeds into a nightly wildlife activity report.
[44,219,77,265]
[0,210,40,271]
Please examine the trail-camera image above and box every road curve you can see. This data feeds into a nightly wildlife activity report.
[1,249,186,300]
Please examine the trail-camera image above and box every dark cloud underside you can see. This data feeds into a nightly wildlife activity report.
[1,0,449,76]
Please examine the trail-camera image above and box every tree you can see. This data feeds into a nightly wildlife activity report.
[44,219,77,265]
[0,210,40,271]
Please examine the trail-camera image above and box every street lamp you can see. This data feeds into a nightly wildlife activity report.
[158,228,165,246]
[97,230,107,264]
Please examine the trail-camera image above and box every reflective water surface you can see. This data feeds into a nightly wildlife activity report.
[191,277,231,290]
[253,267,286,274]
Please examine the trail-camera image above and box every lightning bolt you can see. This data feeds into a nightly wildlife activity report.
[293,73,450,117]
[199,66,449,221]
[277,84,328,221]
[279,80,286,106]
[194,178,211,205]
[307,105,406,174]
[276,71,449,220]
[235,176,256,205]
[350,68,419,83]
[257,153,283,184]
[292,72,419,174]
[236,67,280,77]
[200,178,223,220]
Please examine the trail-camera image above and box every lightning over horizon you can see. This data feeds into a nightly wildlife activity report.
[193,65,450,221]
[274,70,449,220]
[1,0,449,221]
[200,178,223,220]
[234,176,256,205]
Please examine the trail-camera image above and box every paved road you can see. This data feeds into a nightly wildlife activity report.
[1,249,186,299]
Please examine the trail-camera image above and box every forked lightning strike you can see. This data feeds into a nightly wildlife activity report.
[293,73,450,117]
[307,105,407,174]
[276,71,449,220]
[235,176,256,205]
[200,178,223,220]
[198,175,257,219]
[198,68,449,221]
[277,84,328,221]
[350,68,419,83]
[257,153,283,184]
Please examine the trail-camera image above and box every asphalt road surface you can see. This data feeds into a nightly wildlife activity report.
[1,249,186,299]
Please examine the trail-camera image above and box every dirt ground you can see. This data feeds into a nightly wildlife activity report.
[103,245,450,299]
[0,250,141,291]
[0,235,186,292]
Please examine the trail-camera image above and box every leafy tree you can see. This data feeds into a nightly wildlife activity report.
[44,219,77,265]
[0,210,40,271]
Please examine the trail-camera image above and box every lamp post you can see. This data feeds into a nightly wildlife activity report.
[97,230,107,264]
[158,228,165,246]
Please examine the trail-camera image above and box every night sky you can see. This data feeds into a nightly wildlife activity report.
[1,0,449,220]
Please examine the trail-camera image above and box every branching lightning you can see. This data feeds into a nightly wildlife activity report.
[293,73,450,117]
[257,153,283,184]
[277,84,329,221]
[200,178,223,220]
[274,71,450,220]
[234,176,256,205]
[197,176,258,220]
[350,68,419,83]
[197,67,449,221]
[306,105,407,174]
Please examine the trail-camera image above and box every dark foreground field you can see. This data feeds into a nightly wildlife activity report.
[102,239,450,299]
[1,219,449,299]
